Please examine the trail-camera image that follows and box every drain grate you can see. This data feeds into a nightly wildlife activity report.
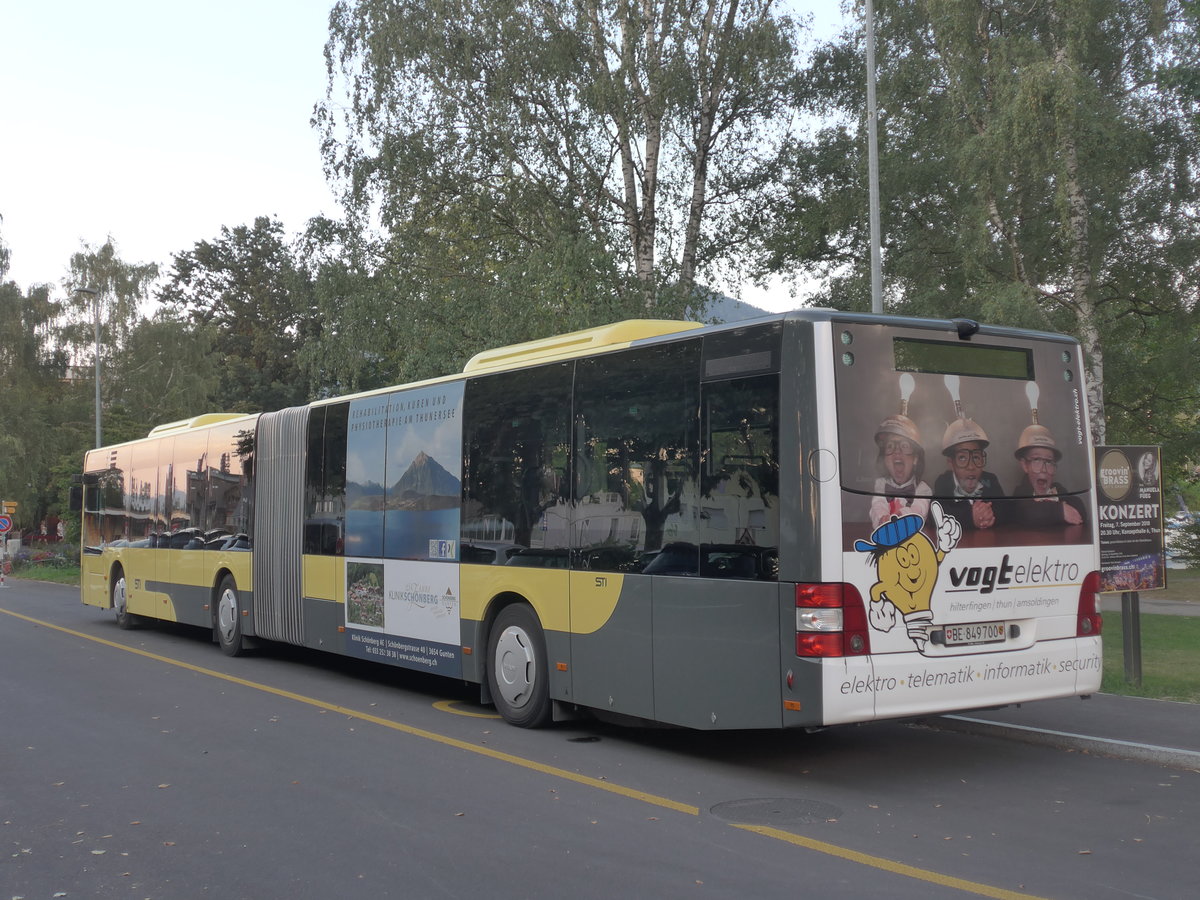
[709,798,843,826]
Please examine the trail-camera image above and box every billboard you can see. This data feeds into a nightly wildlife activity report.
[1095,446,1165,592]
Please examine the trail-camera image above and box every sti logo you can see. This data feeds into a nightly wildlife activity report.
[429,539,457,560]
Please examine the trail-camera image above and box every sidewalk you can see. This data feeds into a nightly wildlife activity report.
[1100,592,1200,617]
[927,590,1200,768]
[925,692,1200,770]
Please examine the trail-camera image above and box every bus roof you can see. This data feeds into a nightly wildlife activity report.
[462,319,704,374]
[147,413,254,437]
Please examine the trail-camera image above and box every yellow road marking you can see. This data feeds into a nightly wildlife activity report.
[432,699,501,719]
[734,825,1044,900]
[1,606,1050,899]
[0,607,694,815]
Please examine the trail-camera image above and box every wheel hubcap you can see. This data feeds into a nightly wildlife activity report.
[218,589,238,644]
[113,577,127,617]
[494,626,535,709]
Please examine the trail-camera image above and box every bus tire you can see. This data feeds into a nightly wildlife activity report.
[215,575,246,657]
[487,603,552,728]
[112,567,140,630]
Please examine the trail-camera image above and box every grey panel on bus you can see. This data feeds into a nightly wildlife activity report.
[302,595,347,653]
[253,406,310,644]
[145,579,220,630]
[778,319,822,582]
[570,576,655,721]
[778,588,826,727]
[652,576,782,729]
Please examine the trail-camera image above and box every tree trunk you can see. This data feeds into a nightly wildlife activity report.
[1057,61,1106,444]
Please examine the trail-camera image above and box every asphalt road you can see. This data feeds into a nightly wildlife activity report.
[3,579,1198,900]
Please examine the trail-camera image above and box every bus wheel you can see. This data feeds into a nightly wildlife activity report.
[216,576,245,657]
[112,568,139,630]
[487,604,551,728]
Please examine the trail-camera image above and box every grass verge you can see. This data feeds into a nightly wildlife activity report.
[1101,610,1200,703]
[8,562,81,586]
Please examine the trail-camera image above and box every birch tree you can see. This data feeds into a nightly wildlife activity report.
[775,0,1198,448]
[318,0,801,312]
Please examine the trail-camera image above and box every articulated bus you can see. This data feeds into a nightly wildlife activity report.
[76,311,1102,729]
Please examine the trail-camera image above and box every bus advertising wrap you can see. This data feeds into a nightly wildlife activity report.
[830,323,1100,718]
[344,383,465,676]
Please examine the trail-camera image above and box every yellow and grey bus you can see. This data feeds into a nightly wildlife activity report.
[76,312,1102,729]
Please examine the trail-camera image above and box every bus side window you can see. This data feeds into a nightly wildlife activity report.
[573,341,701,574]
[462,363,572,560]
[700,374,780,580]
[304,403,348,556]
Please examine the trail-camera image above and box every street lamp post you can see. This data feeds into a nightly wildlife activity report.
[75,286,101,447]
[865,0,883,314]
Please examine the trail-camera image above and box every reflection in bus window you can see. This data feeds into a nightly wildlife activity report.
[304,402,348,555]
[574,341,700,574]
[207,422,253,548]
[99,446,130,546]
[129,442,158,546]
[700,374,779,578]
[462,363,572,561]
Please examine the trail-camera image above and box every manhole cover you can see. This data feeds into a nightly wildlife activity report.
[709,798,842,825]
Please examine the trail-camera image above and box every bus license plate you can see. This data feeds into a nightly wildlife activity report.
[942,621,1006,646]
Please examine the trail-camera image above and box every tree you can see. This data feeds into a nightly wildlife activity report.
[63,239,159,362]
[318,0,803,312]
[772,0,1199,452]
[159,217,320,413]
[0,280,88,530]
[0,216,10,280]
[104,313,223,442]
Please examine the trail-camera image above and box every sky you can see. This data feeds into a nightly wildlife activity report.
[2,1,847,314]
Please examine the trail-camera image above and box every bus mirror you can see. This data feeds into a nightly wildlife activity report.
[69,485,83,511]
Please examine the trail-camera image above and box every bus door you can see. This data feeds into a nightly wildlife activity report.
[648,372,784,729]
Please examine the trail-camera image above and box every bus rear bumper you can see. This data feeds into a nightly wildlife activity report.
[814,636,1103,726]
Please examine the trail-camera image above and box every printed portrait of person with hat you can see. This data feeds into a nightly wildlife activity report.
[1011,385,1086,528]
[932,417,1006,530]
[933,374,1005,530]
[868,374,931,528]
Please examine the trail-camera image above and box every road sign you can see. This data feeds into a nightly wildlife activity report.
[0,515,12,535]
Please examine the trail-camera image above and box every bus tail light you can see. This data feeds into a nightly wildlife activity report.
[1077,570,1103,637]
[795,583,871,657]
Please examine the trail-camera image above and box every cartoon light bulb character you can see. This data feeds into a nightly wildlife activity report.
[855,501,962,651]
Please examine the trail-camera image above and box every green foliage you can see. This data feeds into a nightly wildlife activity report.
[0,221,9,280]
[318,0,802,322]
[775,0,1199,453]
[63,239,158,353]
[1169,520,1200,567]
[0,280,91,530]
[105,313,223,443]
[158,217,320,412]
[0,240,195,533]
